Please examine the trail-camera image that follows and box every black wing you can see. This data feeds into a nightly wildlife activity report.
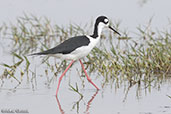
[30,35,90,55]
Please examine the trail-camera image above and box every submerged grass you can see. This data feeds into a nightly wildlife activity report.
[0,14,170,94]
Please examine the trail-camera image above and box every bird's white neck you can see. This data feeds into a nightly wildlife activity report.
[97,22,105,37]
[91,22,106,38]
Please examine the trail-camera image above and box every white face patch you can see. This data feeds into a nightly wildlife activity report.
[104,18,109,23]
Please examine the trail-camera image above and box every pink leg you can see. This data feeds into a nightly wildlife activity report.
[79,60,99,90]
[56,60,75,97]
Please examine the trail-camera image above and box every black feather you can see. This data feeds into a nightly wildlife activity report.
[29,35,90,56]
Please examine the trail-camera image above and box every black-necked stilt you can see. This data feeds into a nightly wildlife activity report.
[30,16,121,97]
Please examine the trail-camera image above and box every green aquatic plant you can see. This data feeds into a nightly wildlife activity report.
[0,14,170,94]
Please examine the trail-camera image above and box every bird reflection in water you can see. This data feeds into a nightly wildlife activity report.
[55,90,99,114]
[56,97,65,114]
[84,90,99,114]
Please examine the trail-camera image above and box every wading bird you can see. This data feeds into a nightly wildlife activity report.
[30,16,121,97]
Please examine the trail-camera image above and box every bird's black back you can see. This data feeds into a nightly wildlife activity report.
[31,35,90,55]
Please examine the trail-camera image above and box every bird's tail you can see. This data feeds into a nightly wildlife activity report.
[28,47,56,56]
[28,51,48,56]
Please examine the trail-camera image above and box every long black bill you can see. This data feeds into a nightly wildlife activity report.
[109,26,121,36]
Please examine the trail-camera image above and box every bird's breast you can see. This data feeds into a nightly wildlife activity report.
[69,35,100,60]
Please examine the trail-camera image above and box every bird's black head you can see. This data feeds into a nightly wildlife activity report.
[91,16,121,38]
[95,16,109,25]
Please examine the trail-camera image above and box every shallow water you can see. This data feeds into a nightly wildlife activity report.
[0,73,171,114]
[0,0,171,114]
